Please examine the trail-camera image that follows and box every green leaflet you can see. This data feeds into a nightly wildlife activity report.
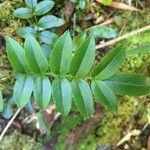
[40,31,58,45]
[13,8,33,19]
[70,36,95,78]
[34,76,52,110]
[41,44,53,58]
[13,74,34,109]
[50,31,72,74]
[52,78,72,116]
[0,91,4,112]
[24,34,48,73]
[6,37,28,73]
[91,45,125,80]
[91,81,118,112]
[72,79,94,118]
[104,73,150,96]
[17,27,37,38]
[37,15,65,29]
[25,0,37,9]
[2,104,13,119]
[73,32,87,51]
[35,0,54,16]
[88,25,117,39]
[79,0,86,10]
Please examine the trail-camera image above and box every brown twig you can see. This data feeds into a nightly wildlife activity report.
[96,0,139,11]
[96,25,150,49]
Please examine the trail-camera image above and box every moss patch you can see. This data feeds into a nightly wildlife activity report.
[0,130,42,150]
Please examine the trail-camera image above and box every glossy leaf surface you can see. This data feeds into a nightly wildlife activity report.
[13,74,34,108]
[24,34,48,73]
[70,36,95,77]
[52,78,72,116]
[72,79,94,118]
[91,81,118,112]
[104,73,150,96]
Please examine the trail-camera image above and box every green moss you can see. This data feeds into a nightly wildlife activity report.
[55,114,83,150]
[0,130,42,150]
[78,134,97,150]
[120,31,150,75]
[95,95,149,146]
[0,0,23,36]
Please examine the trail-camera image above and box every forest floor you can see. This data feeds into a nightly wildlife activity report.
[0,0,150,150]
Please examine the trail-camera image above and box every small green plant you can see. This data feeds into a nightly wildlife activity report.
[0,31,149,118]
[73,0,87,10]
[13,0,65,57]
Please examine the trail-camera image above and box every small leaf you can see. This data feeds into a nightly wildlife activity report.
[24,34,49,73]
[37,15,65,29]
[52,78,72,116]
[25,0,37,8]
[91,81,118,112]
[35,0,54,16]
[13,8,33,19]
[13,74,34,108]
[50,31,72,74]
[88,25,117,39]
[6,36,28,73]
[91,45,125,80]
[73,32,87,51]
[17,27,37,38]
[102,0,112,5]
[79,0,86,9]
[0,91,4,112]
[2,104,13,119]
[72,79,94,118]
[40,31,58,45]
[70,36,95,77]
[41,44,53,58]
[104,73,150,96]
[34,76,52,110]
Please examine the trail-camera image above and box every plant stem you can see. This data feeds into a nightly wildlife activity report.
[96,25,150,49]
[0,108,21,142]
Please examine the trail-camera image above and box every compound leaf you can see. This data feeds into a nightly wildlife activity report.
[50,31,72,74]
[104,73,150,96]
[72,79,94,118]
[13,74,34,108]
[52,78,72,116]
[70,36,95,78]
[91,81,118,112]
[24,34,48,73]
